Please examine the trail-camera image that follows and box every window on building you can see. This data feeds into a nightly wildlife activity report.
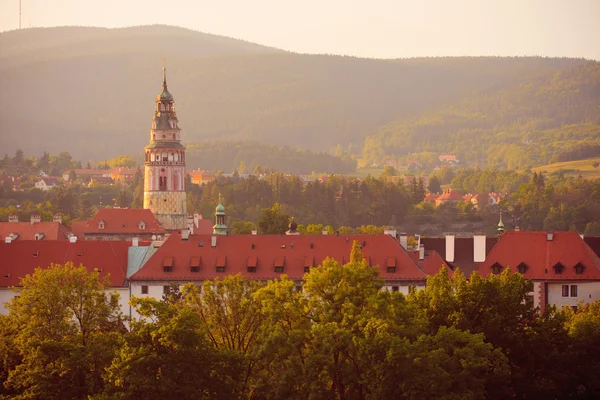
[570,285,578,297]
[141,285,148,294]
[525,295,534,305]
[247,266,256,273]
[163,257,173,273]
[574,263,585,275]
[386,257,396,273]
[190,257,200,272]
[216,256,226,272]
[517,262,528,274]
[216,266,225,273]
[553,262,565,275]
[304,266,310,273]
[98,220,105,230]
[387,266,396,273]
[391,286,399,292]
[274,256,285,273]
[562,285,569,297]
[247,256,257,273]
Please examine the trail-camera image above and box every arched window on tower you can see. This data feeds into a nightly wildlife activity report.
[159,176,167,191]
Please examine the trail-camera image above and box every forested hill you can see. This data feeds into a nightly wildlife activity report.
[0,25,589,160]
[362,60,600,169]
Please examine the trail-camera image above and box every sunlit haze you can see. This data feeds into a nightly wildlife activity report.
[0,0,598,59]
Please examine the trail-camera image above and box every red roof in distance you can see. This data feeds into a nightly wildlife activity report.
[74,208,167,235]
[132,234,427,282]
[0,240,129,287]
[0,222,70,241]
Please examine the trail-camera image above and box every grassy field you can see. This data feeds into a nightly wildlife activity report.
[533,157,600,179]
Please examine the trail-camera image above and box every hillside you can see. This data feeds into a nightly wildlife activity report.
[362,61,600,168]
[0,25,590,160]
[532,157,600,179]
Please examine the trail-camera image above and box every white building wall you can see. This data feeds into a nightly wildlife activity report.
[547,281,600,309]
[1,287,131,317]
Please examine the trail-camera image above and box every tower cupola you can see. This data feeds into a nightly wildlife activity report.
[213,197,227,235]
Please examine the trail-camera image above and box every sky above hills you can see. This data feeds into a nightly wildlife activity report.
[0,0,598,60]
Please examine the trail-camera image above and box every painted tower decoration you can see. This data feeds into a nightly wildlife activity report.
[143,68,187,230]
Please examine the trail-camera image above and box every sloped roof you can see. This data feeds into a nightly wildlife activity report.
[0,222,70,241]
[74,208,167,235]
[477,231,600,280]
[420,236,498,275]
[132,234,427,281]
[436,190,464,202]
[0,240,129,287]
[39,177,60,185]
[408,249,449,277]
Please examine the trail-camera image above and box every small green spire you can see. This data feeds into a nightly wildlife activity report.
[497,212,505,236]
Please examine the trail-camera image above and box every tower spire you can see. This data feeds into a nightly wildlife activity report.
[162,67,167,88]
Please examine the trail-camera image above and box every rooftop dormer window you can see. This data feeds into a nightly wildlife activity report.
[517,262,528,274]
[574,262,585,275]
[139,221,146,230]
[491,262,502,275]
[553,262,565,275]
[98,220,105,230]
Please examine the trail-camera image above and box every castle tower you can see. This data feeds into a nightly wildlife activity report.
[143,68,187,230]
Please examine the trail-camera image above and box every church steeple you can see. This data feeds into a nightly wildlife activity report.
[497,212,506,237]
[143,67,187,230]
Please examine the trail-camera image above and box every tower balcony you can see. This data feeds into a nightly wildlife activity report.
[145,161,186,166]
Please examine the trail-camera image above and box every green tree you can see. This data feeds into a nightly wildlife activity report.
[257,203,290,234]
[103,291,242,400]
[3,262,123,399]
[427,175,442,193]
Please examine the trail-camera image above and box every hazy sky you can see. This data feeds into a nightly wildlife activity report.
[1,0,598,59]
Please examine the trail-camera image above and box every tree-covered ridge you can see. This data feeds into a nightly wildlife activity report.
[362,60,600,168]
[185,140,355,174]
[0,25,589,159]
[2,256,600,399]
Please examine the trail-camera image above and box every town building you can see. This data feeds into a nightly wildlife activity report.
[70,208,167,241]
[143,68,187,230]
[0,213,70,242]
[34,177,60,191]
[477,231,600,310]
[0,239,130,316]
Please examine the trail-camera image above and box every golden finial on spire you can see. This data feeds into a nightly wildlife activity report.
[161,57,167,87]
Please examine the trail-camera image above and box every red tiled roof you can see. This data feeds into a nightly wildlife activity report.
[0,222,70,241]
[75,208,167,235]
[436,189,464,202]
[477,231,600,280]
[132,234,427,281]
[420,237,498,275]
[195,219,214,235]
[408,249,450,277]
[0,240,129,287]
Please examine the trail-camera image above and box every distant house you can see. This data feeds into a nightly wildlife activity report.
[435,189,464,207]
[34,177,60,191]
[110,168,138,183]
[439,154,458,163]
[188,170,216,186]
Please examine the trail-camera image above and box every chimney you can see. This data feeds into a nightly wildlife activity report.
[30,213,41,224]
[473,234,486,263]
[251,228,258,235]
[194,213,201,228]
[132,237,139,247]
[384,226,397,238]
[399,233,408,250]
[419,244,425,261]
[69,236,77,243]
[322,228,329,235]
[53,213,62,224]
[8,214,18,223]
[181,228,190,240]
[5,237,12,243]
[211,235,217,248]
[445,234,455,263]
[186,215,194,234]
